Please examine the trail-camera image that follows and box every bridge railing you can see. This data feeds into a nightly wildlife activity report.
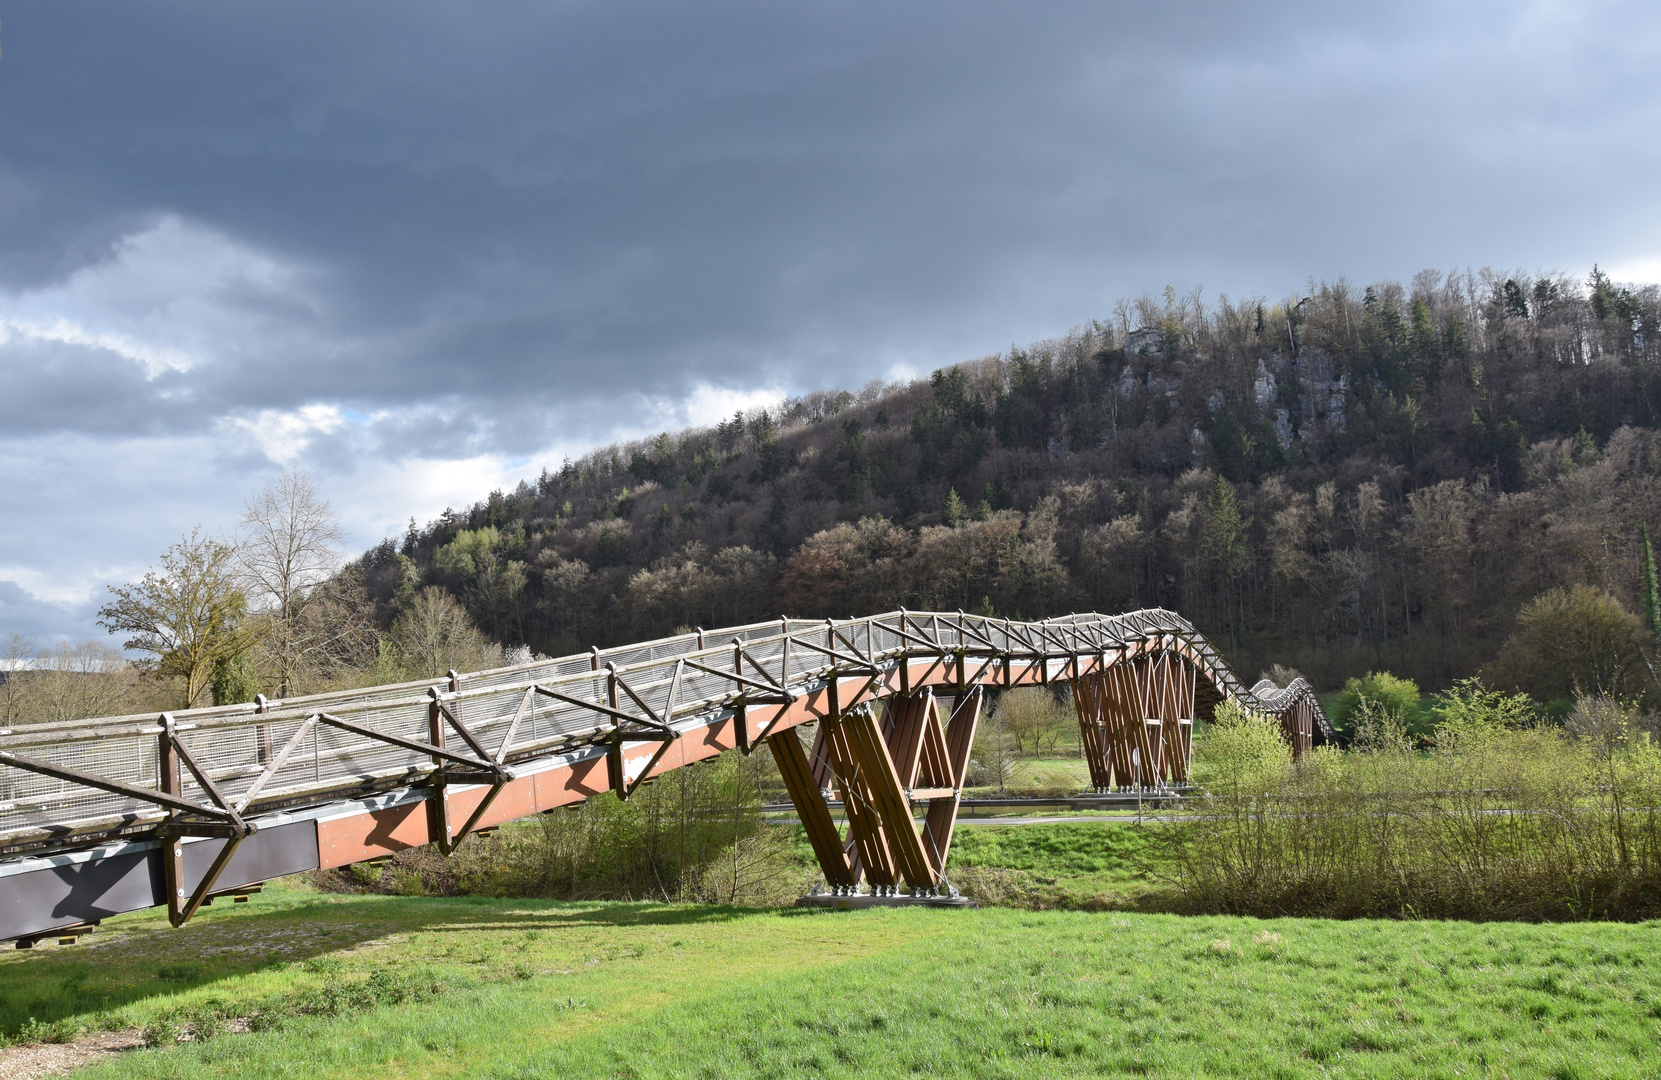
[0,609,1324,854]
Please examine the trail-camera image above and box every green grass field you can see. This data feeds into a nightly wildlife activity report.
[976,755,1092,795]
[4,864,1660,1079]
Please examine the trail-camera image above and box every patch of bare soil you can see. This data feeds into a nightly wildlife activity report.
[0,1030,144,1079]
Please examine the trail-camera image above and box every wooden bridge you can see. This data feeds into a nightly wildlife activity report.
[0,609,1329,941]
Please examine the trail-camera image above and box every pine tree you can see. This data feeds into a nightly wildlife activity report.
[942,487,967,528]
[1642,524,1660,644]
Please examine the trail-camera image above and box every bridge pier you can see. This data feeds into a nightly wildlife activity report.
[768,686,981,895]
[1070,648,1197,793]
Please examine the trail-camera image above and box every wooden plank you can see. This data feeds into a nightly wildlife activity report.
[922,687,981,879]
[767,729,855,888]
[823,717,892,887]
[885,694,930,789]
[842,708,934,889]
[1071,676,1111,790]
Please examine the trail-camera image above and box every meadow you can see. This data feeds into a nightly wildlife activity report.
[0,871,1657,1079]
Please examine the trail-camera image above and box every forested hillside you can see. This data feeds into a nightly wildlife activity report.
[353,267,1661,694]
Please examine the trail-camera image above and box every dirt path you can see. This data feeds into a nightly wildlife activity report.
[0,1030,145,1080]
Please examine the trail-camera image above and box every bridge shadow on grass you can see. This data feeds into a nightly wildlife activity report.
[0,884,782,1038]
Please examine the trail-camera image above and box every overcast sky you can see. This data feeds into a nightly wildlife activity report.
[1,0,1658,647]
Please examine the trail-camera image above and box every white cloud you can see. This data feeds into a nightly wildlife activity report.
[0,316,195,378]
[221,405,348,465]
[675,383,786,429]
[1603,257,1661,287]
[0,215,315,378]
[328,453,555,544]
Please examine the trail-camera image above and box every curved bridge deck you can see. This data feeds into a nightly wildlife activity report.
[0,609,1329,942]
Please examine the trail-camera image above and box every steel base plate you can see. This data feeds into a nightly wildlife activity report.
[795,892,979,910]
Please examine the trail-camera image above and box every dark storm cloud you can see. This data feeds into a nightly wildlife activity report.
[1,0,1650,447]
[1,0,1657,640]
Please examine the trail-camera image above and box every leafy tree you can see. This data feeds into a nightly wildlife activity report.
[1486,586,1651,704]
[435,526,528,640]
[211,649,261,706]
[98,529,257,708]
[1590,265,1617,321]
[1201,477,1251,654]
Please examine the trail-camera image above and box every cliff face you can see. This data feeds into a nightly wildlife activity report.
[354,268,1661,691]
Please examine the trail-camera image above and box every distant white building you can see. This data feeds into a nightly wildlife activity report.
[0,656,129,685]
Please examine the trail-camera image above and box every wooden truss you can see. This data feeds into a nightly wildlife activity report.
[0,608,1337,940]
[1071,649,1197,791]
[767,687,981,893]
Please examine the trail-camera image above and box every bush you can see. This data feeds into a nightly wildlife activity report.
[140,1015,180,1048]
[16,1017,78,1045]
[443,751,810,904]
[1164,695,1661,920]
[1486,585,1652,705]
[1190,699,1289,796]
[1328,671,1424,735]
[1433,676,1535,737]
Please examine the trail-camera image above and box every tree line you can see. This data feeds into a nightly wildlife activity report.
[350,265,1661,702]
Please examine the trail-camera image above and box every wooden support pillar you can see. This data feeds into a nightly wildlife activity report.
[1071,674,1113,791]
[777,689,982,894]
[158,720,186,926]
[1171,719,1193,783]
[921,688,980,879]
[842,707,932,889]
[1103,660,1143,789]
[829,715,894,886]
[425,688,453,852]
[766,729,855,889]
[1140,718,1164,787]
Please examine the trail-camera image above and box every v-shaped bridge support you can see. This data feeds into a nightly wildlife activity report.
[766,687,981,893]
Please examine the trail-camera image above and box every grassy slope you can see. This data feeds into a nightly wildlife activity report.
[981,757,1093,795]
[5,880,1660,1079]
[946,821,1157,907]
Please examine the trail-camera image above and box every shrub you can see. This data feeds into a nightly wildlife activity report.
[140,1015,180,1048]
[1328,671,1423,735]
[1191,699,1289,795]
[1433,676,1535,741]
[441,750,810,904]
[16,1017,78,1045]
[1486,586,1652,705]
[1164,696,1661,920]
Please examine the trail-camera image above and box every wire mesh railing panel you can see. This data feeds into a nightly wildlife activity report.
[598,644,659,671]
[678,668,740,713]
[0,741,144,834]
[0,735,161,836]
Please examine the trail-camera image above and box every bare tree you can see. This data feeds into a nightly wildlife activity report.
[0,640,140,726]
[238,469,346,696]
[390,587,501,679]
[98,529,254,708]
[1,633,35,726]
